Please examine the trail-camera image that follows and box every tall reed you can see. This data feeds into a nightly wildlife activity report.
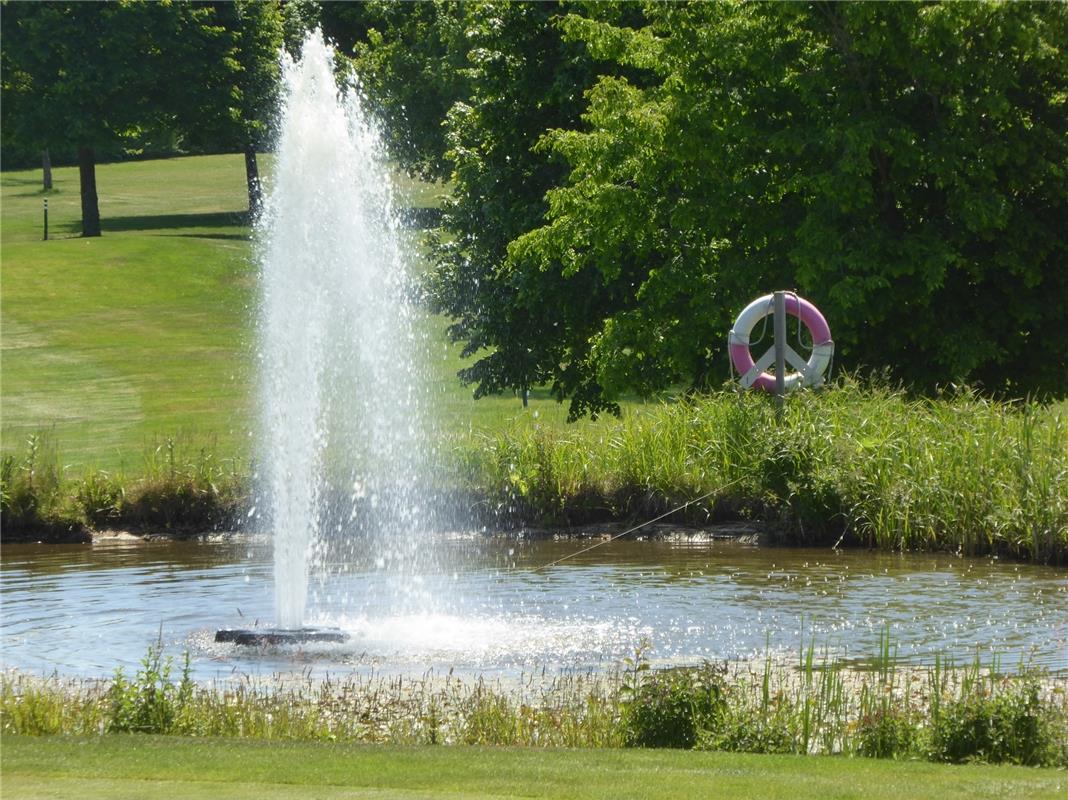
[2,381,1065,560]
[457,380,1067,561]
[4,640,1064,765]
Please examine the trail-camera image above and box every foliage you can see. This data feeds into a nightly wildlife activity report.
[203,1,285,214]
[425,1,647,419]
[1,434,248,537]
[109,438,248,531]
[0,1,282,228]
[0,434,64,532]
[620,646,727,749]
[930,671,1054,766]
[3,381,1065,560]
[4,643,1066,768]
[1,2,238,160]
[855,706,920,760]
[432,2,1068,415]
[74,470,125,528]
[351,2,469,180]
[107,643,194,734]
[460,381,1068,562]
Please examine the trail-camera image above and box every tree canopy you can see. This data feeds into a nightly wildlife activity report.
[1,1,282,229]
[2,1,1064,403]
[421,1,1067,414]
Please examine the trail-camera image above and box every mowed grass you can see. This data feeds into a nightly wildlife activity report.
[3,735,1065,800]
[1,154,575,471]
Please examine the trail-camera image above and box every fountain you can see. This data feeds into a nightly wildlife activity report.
[216,30,431,646]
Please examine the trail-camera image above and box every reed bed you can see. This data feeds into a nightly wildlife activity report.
[458,380,1068,561]
[3,382,1066,561]
[1,434,249,537]
[3,643,1065,766]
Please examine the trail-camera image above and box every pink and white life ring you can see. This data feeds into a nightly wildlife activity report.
[728,293,834,392]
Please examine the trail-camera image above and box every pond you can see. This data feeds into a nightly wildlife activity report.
[2,537,1065,681]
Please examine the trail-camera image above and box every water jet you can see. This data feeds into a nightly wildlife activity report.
[217,29,432,646]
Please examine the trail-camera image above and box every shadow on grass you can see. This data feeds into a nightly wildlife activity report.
[1,174,54,190]
[44,206,431,241]
[163,232,251,241]
[399,207,443,229]
[101,211,250,233]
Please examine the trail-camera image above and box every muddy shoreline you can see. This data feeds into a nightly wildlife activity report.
[2,520,770,547]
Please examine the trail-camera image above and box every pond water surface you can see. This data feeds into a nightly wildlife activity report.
[2,537,1065,680]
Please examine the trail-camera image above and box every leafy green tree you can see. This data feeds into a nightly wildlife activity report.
[190,1,285,217]
[282,1,467,181]
[351,1,468,180]
[2,1,237,236]
[425,1,646,418]
[485,2,1068,412]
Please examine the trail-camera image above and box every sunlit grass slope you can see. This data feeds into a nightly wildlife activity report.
[1,154,573,471]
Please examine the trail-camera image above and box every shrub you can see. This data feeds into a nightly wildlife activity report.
[930,674,1054,766]
[703,697,797,755]
[107,643,194,734]
[75,470,125,528]
[620,659,727,749]
[855,705,919,759]
[0,434,62,531]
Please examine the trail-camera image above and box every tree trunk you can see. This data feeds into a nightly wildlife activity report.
[77,146,101,237]
[42,149,53,191]
[244,145,262,219]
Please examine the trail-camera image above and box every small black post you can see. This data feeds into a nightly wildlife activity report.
[773,290,786,418]
[43,198,49,241]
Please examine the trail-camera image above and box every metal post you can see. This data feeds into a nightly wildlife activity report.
[43,198,49,241]
[773,290,786,417]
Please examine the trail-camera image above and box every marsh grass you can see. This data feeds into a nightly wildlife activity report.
[459,379,1068,561]
[116,437,249,531]
[2,380,1065,560]
[1,435,249,537]
[0,433,74,536]
[4,641,1065,766]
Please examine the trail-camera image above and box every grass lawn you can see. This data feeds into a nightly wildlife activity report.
[2,735,1065,800]
[1,154,580,472]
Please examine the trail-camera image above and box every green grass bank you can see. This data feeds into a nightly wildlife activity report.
[6,381,1064,562]
[5,735,1065,800]
[462,382,1068,562]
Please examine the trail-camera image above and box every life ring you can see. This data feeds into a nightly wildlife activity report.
[728,293,834,392]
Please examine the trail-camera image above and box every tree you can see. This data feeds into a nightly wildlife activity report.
[185,1,284,218]
[437,2,1067,414]
[2,2,237,236]
[424,1,647,418]
[350,1,468,181]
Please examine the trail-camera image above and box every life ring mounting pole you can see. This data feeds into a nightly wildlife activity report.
[773,291,787,415]
[729,291,834,400]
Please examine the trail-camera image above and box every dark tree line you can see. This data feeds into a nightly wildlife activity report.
[2,0,284,234]
[350,1,1068,409]
[4,1,1065,403]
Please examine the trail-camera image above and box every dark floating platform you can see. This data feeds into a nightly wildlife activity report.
[215,627,350,646]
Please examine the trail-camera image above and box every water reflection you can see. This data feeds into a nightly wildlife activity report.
[1,538,1064,680]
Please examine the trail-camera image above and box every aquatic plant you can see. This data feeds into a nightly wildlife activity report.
[107,641,194,735]
[3,640,1065,766]
[460,380,1068,562]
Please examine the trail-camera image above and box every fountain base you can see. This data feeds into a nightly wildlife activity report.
[215,627,350,646]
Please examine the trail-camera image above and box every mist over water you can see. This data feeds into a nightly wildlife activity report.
[256,31,431,629]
